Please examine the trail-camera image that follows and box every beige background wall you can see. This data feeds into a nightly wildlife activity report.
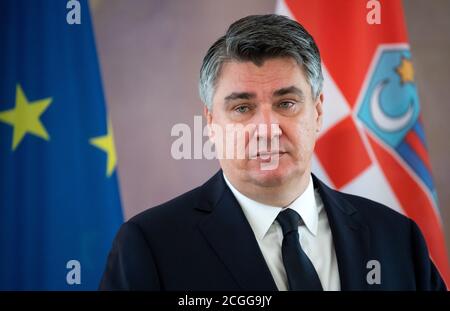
[90,0,450,253]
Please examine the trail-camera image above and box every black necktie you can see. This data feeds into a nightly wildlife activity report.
[276,208,323,291]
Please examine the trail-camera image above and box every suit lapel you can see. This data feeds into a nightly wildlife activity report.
[195,170,278,290]
[195,170,371,290]
[313,174,371,290]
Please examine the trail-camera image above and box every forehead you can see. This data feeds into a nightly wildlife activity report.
[214,57,310,99]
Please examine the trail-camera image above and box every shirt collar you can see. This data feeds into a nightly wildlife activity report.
[223,172,319,240]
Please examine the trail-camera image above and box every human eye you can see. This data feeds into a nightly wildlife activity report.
[234,105,251,114]
[277,101,295,110]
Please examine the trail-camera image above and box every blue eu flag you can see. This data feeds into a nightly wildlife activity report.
[0,0,123,289]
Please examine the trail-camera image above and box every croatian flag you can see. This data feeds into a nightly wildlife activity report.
[276,0,450,285]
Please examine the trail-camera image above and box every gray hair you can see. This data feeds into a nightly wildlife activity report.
[199,14,323,110]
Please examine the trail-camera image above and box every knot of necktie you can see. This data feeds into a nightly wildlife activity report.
[276,208,301,236]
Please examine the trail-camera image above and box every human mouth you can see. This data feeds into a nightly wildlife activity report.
[255,151,286,160]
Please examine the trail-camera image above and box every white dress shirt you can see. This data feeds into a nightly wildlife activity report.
[223,172,341,291]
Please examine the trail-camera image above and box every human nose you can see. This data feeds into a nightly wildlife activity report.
[253,105,282,141]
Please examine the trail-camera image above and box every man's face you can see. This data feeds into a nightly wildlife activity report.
[204,57,323,188]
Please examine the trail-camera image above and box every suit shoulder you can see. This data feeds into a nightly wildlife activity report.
[127,184,203,228]
[336,190,413,227]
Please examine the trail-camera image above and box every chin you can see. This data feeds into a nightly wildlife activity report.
[246,158,299,187]
[250,172,286,187]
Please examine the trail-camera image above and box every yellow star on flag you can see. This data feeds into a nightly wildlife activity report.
[396,57,415,84]
[90,118,118,177]
[0,84,52,151]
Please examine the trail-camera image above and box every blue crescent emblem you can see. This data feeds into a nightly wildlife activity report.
[357,48,420,148]
[370,79,414,132]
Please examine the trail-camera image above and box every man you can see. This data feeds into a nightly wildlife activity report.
[99,14,446,290]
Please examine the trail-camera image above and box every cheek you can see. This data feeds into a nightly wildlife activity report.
[214,123,255,160]
[299,126,316,153]
[286,120,317,156]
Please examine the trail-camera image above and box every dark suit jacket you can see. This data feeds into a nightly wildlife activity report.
[99,170,446,290]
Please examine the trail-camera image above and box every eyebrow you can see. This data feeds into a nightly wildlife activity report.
[223,85,305,106]
[224,92,256,103]
[273,86,305,100]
